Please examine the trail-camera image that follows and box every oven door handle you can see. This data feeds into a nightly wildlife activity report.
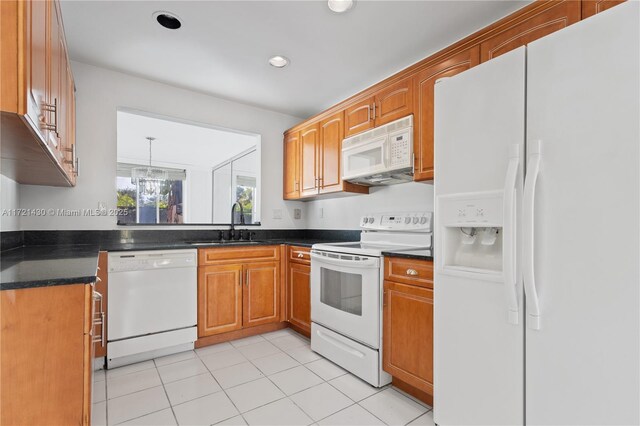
[310,251,379,268]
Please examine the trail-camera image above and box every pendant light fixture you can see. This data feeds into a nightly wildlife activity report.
[131,137,168,195]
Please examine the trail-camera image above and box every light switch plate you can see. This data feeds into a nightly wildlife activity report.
[294,208,301,219]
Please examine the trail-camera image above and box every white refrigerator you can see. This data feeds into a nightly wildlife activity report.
[433,2,639,425]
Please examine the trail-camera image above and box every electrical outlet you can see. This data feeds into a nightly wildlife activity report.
[273,209,282,219]
[294,208,301,220]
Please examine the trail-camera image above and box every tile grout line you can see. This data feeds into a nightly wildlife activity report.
[157,364,181,426]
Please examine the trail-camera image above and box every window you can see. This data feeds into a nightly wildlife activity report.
[116,163,186,224]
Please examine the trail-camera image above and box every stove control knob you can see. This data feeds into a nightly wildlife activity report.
[412,217,419,224]
[420,217,428,224]
[404,217,411,224]
[368,217,375,224]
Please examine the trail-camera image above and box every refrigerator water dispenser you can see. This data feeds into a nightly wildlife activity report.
[437,191,504,280]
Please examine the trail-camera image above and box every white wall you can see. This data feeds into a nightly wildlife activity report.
[305,182,434,229]
[18,61,305,230]
[0,176,20,231]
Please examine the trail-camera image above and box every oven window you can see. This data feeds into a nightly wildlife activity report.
[320,268,363,316]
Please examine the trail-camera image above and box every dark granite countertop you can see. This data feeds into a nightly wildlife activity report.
[0,245,100,290]
[381,248,434,261]
[0,238,346,290]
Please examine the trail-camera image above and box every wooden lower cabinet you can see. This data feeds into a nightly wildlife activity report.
[243,261,281,327]
[0,283,94,425]
[383,258,434,399]
[198,264,244,336]
[286,246,311,336]
[197,247,281,338]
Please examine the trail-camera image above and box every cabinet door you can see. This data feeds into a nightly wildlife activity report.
[283,131,300,199]
[319,111,344,194]
[66,63,76,184]
[198,265,243,337]
[300,123,320,197]
[1,284,88,425]
[243,261,280,328]
[374,77,413,126]
[94,252,108,358]
[479,1,580,62]
[344,97,374,137]
[24,0,48,141]
[581,0,626,18]
[47,1,63,152]
[383,281,434,394]
[413,47,479,181]
[287,262,311,335]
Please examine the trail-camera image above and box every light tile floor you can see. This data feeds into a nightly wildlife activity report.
[92,328,434,426]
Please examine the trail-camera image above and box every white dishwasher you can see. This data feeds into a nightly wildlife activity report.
[107,249,197,368]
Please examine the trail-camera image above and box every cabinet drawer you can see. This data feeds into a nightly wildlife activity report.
[199,246,280,266]
[384,257,433,288]
[288,246,311,265]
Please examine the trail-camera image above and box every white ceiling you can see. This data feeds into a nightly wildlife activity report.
[117,110,258,169]
[60,0,530,118]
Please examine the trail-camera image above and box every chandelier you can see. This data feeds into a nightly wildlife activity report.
[131,137,168,196]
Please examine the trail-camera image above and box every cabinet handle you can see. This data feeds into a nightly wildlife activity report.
[245,270,249,286]
[92,291,105,347]
[297,253,304,258]
[42,98,58,136]
[372,102,377,120]
[294,180,299,191]
[406,268,419,276]
[383,290,387,307]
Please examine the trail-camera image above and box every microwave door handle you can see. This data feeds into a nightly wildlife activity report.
[310,251,378,268]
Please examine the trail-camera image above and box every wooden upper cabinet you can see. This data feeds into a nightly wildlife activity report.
[1,0,76,186]
[344,97,375,137]
[383,280,434,395]
[300,122,320,197]
[480,0,581,62]
[375,77,414,127]
[198,264,243,337]
[581,0,626,18]
[413,47,480,181]
[283,131,300,199]
[319,111,344,194]
[243,261,280,328]
[24,0,47,141]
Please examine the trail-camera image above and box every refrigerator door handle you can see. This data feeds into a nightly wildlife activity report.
[503,144,520,325]
[524,140,542,330]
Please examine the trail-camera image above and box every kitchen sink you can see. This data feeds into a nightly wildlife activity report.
[187,240,262,246]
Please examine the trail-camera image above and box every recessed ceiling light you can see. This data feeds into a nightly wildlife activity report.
[328,0,354,13]
[153,11,182,30]
[268,56,289,68]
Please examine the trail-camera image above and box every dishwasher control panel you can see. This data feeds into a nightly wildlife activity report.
[108,249,197,272]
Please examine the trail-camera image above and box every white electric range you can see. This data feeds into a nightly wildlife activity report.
[310,211,432,387]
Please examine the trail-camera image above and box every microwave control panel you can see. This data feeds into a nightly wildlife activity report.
[389,130,412,168]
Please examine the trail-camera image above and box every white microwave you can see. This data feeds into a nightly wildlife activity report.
[341,115,413,186]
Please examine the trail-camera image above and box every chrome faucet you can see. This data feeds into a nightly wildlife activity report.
[230,202,245,239]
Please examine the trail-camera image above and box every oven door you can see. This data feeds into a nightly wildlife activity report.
[310,250,381,348]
